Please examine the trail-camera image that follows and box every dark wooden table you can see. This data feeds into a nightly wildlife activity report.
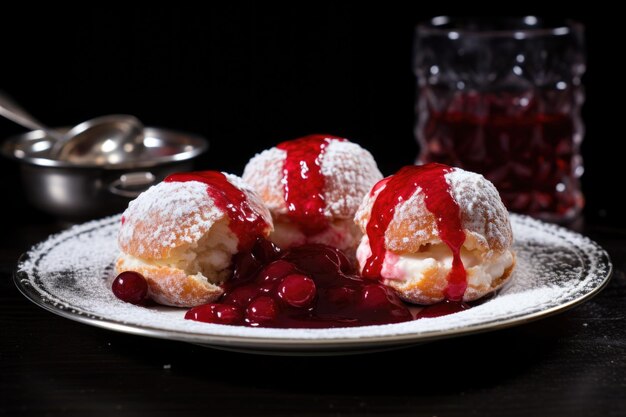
[2,180,625,417]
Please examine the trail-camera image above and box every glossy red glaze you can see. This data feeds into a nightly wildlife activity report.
[277,274,317,308]
[245,296,279,325]
[276,135,345,235]
[164,171,269,251]
[185,304,243,325]
[414,300,470,319]
[362,164,468,301]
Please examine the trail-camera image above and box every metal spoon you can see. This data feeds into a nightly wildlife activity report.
[0,90,66,143]
[53,114,145,165]
[0,91,145,164]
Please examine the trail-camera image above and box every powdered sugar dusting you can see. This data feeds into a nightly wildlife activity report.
[242,139,383,219]
[242,147,287,214]
[118,172,272,260]
[17,214,610,342]
[321,140,383,219]
[118,181,224,259]
[357,183,438,252]
[355,166,512,253]
[446,168,512,252]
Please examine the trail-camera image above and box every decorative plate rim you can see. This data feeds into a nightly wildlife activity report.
[13,214,613,352]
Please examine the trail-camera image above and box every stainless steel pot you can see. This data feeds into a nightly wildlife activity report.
[1,127,208,220]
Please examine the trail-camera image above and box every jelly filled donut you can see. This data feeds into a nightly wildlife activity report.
[355,163,515,304]
[242,134,382,253]
[116,171,273,307]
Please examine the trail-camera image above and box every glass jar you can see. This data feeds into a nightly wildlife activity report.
[414,17,586,222]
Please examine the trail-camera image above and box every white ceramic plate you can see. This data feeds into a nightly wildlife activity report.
[14,214,611,355]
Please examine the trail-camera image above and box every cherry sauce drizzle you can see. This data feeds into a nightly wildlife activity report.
[362,163,468,301]
[165,171,269,251]
[276,135,345,235]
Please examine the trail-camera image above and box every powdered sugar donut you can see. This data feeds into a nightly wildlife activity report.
[242,134,382,253]
[116,171,273,307]
[355,163,515,304]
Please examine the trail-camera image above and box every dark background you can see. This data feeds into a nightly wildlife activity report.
[0,6,620,227]
[1,6,625,417]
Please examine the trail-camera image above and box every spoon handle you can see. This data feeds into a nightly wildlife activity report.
[0,91,64,141]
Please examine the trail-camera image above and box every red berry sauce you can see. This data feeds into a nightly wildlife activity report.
[165,171,269,251]
[414,300,470,319]
[362,163,468,301]
[276,135,346,236]
[185,304,242,325]
[185,238,413,328]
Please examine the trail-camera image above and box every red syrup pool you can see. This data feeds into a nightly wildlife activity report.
[111,249,479,326]
[276,135,345,236]
[185,239,414,328]
[362,163,468,301]
[413,300,470,319]
[164,171,269,251]
[182,239,487,328]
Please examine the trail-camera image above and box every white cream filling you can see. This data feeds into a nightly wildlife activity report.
[122,220,239,284]
[270,218,360,252]
[356,236,513,289]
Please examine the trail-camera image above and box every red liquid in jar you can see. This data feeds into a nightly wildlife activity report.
[165,171,269,251]
[419,92,583,219]
[276,135,345,235]
[362,164,467,301]
[185,239,414,328]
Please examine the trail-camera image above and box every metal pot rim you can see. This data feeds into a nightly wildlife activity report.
[1,126,208,170]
